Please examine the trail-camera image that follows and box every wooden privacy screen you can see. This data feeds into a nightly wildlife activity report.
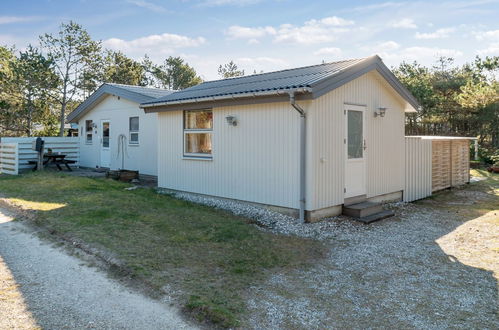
[431,139,470,192]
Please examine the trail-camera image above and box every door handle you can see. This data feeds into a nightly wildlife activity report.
[363,139,367,150]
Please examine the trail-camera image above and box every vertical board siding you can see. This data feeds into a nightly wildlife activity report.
[77,95,158,176]
[1,137,79,171]
[404,137,432,202]
[157,102,301,209]
[0,143,19,175]
[308,71,406,210]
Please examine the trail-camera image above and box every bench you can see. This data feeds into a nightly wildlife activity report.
[28,159,76,171]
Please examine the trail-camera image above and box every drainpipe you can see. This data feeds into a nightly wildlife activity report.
[289,92,306,222]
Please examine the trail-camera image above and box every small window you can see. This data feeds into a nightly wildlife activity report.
[85,120,93,144]
[129,117,139,144]
[183,110,213,158]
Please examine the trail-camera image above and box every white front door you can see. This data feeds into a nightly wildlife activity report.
[345,105,366,198]
[100,120,111,168]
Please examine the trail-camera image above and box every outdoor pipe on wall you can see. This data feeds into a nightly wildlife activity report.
[289,92,306,222]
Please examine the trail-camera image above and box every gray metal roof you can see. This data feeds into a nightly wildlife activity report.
[142,55,420,111]
[67,83,173,122]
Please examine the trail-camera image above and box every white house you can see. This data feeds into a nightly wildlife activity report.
[141,55,420,222]
[67,83,172,177]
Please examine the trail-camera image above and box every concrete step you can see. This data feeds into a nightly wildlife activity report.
[342,201,383,218]
[355,210,395,224]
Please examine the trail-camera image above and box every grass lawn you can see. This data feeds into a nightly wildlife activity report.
[0,172,325,328]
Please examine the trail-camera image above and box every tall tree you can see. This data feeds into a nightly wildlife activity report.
[0,46,20,135]
[40,21,101,136]
[11,45,59,136]
[102,50,147,86]
[218,60,244,78]
[154,56,202,90]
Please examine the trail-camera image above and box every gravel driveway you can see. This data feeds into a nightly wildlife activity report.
[0,208,197,330]
[245,201,499,329]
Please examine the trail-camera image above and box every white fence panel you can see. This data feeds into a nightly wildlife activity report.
[404,137,433,202]
[0,143,19,175]
[0,137,79,171]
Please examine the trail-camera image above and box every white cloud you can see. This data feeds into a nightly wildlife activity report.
[226,25,276,39]
[474,29,499,40]
[378,46,463,65]
[226,16,354,45]
[390,18,417,29]
[236,56,289,73]
[477,42,499,55]
[415,28,455,39]
[377,41,401,51]
[0,16,43,24]
[313,47,342,56]
[126,0,168,13]
[103,33,206,58]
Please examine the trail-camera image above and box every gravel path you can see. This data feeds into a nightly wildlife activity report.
[0,208,197,330]
[245,203,499,329]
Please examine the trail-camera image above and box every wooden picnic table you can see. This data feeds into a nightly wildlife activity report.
[29,154,76,171]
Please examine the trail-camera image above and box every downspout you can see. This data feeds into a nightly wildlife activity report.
[289,92,306,222]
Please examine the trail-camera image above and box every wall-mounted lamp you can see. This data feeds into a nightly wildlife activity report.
[374,107,387,118]
[91,123,98,128]
[226,115,238,126]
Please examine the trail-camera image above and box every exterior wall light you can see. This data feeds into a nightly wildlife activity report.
[226,115,238,126]
[374,107,387,117]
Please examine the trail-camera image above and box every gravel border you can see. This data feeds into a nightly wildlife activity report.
[158,188,379,240]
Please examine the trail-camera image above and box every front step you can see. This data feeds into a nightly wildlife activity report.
[355,210,395,224]
[342,201,394,224]
[342,201,382,218]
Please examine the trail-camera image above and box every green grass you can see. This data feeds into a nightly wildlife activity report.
[0,172,324,328]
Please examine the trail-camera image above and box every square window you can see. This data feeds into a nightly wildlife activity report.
[183,110,213,158]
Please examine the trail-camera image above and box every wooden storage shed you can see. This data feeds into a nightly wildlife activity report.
[404,136,475,202]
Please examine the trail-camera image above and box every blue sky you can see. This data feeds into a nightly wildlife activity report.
[1,0,498,80]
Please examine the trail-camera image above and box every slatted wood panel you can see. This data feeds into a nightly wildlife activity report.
[431,139,470,192]
[0,143,19,175]
[450,140,470,186]
[404,137,432,202]
[432,140,452,192]
[0,137,79,171]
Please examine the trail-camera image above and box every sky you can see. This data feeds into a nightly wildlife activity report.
[1,0,498,81]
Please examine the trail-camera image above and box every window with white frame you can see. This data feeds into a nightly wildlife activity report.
[85,120,93,143]
[183,110,213,158]
[129,116,139,144]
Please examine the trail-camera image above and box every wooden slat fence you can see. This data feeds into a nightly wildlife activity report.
[404,136,473,202]
[0,143,19,175]
[0,137,79,173]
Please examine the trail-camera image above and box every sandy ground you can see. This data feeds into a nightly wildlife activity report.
[0,208,197,330]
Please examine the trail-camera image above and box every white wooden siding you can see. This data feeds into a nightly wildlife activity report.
[1,137,79,171]
[308,71,406,210]
[0,143,19,175]
[77,95,158,176]
[404,137,432,202]
[157,102,301,208]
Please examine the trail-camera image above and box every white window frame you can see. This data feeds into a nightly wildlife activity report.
[183,109,213,159]
[85,120,93,144]
[129,116,139,145]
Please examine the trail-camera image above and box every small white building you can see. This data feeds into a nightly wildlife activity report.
[141,56,420,221]
[67,83,172,177]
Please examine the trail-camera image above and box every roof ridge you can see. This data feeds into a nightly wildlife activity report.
[202,57,368,85]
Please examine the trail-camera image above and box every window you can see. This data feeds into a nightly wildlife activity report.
[183,110,213,158]
[129,117,139,144]
[347,110,363,159]
[85,120,93,143]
